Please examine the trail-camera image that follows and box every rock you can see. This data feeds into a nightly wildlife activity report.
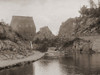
[61,38,93,54]
[34,26,55,40]
[74,17,100,36]
[10,16,36,41]
[58,18,75,38]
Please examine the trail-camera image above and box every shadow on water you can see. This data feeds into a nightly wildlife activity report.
[0,63,34,75]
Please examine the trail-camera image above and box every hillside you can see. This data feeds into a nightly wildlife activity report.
[74,5,100,36]
[0,22,33,60]
[59,5,100,37]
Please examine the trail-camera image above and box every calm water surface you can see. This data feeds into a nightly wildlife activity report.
[0,54,100,75]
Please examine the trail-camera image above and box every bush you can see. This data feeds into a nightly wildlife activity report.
[79,5,89,16]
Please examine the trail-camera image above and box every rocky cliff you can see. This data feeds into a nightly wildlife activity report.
[73,5,100,36]
[34,26,55,40]
[58,4,100,53]
[0,23,33,59]
[58,18,75,38]
[58,6,100,37]
[60,38,94,54]
[74,17,100,36]
[10,16,36,41]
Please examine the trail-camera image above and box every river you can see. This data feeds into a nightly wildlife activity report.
[0,54,100,75]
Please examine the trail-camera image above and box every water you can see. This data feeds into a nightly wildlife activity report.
[0,54,100,75]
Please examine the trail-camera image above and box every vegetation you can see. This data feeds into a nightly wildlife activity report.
[74,0,100,36]
[0,0,99,54]
[57,0,100,54]
[33,37,56,52]
[0,22,35,59]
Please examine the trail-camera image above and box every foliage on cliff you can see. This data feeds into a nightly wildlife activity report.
[0,22,32,56]
[74,1,100,36]
[59,0,100,37]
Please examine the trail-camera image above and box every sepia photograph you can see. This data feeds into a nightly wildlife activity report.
[0,0,100,75]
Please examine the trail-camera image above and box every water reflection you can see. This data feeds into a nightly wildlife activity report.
[0,64,34,75]
[33,54,100,75]
[0,54,100,75]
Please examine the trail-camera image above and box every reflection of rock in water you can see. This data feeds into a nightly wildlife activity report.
[38,60,51,67]
[74,54,100,75]
[59,57,80,75]
[0,64,34,75]
[58,55,100,75]
[35,56,58,67]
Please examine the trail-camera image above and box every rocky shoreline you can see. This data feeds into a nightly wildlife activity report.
[0,51,45,70]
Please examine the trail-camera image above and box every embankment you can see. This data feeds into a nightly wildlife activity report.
[0,51,45,70]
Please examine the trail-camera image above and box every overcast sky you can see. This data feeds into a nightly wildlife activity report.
[0,0,98,35]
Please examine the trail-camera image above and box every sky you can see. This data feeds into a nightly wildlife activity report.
[0,0,98,35]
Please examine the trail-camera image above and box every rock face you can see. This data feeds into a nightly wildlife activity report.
[74,17,100,36]
[34,26,55,40]
[0,23,34,58]
[61,38,93,54]
[58,18,75,38]
[10,16,36,41]
[0,23,20,42]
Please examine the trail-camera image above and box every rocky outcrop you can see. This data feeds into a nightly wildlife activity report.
[60,38,94,54]
[74,17,100,36]
[0,23,34,59]
[0,23,21,42]
[58,18,75,38]
[34,26,55,40]
[10,16,36,41]
[58,17,100,38]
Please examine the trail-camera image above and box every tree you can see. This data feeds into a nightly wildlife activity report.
[79,5,89,16]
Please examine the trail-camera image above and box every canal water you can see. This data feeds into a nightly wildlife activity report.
[0,54,100,75]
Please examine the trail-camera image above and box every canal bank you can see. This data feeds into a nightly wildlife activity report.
[0,51,45,70]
